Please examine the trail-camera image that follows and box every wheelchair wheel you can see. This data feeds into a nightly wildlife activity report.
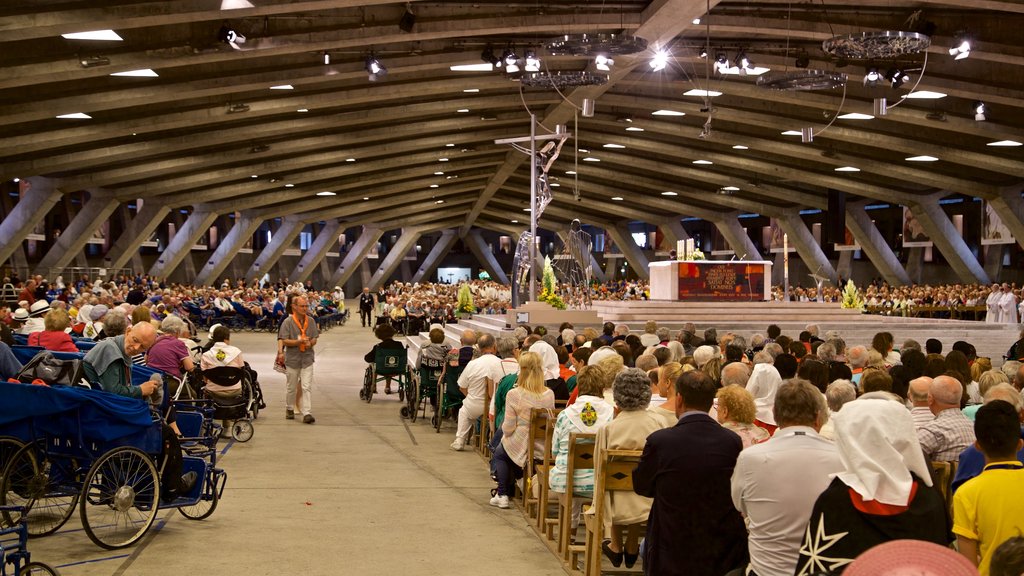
[80,447,159,550]
[18,562,60,576]
[400,406,410,419]
[358,388,366,401]
[0,442,79,536]
[398,383,405,402]
[232,420,254,443]
[430,414,439,429]
[178,471,219,521]
[0,436,25,484]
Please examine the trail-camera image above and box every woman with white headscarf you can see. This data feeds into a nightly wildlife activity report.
[530,340,569,400]
[747,363,782,435]
[794,398,950,575]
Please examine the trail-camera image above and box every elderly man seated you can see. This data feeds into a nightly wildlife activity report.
[83,321,196,500]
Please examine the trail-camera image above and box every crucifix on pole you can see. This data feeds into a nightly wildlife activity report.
[495,114,570,303]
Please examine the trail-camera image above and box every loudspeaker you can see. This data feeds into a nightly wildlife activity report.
[399,10,416,32]
[827,189,846,244]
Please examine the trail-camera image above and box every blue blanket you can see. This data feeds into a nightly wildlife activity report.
[0,381,154,446]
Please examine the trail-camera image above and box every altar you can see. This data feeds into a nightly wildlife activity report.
[649,260,772,301]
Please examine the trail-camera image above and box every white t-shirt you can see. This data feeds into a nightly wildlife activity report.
[457,353,505,403]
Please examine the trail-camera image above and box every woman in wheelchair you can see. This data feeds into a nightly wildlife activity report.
[147,315,196,389]
[416,327,451,407]
[365,323,404,394]
[200,325,245,400]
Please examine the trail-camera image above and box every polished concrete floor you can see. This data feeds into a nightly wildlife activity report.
[25,316,567,576]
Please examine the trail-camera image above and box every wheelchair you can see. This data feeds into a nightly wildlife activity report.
[197,366,258,442]
[433,363,466,433]
[410,365,443,424]
[359,347,411,405]
[0,380,226,550]
[0,505,59,575]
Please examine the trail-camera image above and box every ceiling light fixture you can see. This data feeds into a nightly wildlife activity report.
[79,55,110,68]
[661,191,678,196]
[110,68,158,77]
[863,67,880,86]
[781,130,802,136]
[822,31,930,59]
[56,112,91,119]
[902,91,946,99]
[284,183,295,188]
[795,51,810,68]
[323,52,330,65]
[713,53,730,74]
[611,197,623,201]
[297,108,308,113]
[905,155,938,162]
[450,63,494,72]
[316,191,336,196]
[837,113,874,120]
[595,54,613,71]
[366,55,387,81]
[603,144,625,149]
[270,84,293,90]
[987,140,1022,147]
[63,30,123,41]
[520,71,607,88]
[217,24,246,49]
[973,101,987,121]
[650,50,669,71]
[626,127,644,132]
[524,50,541,72]
[886,67,910,89]
[227,103,250,113]
[652,109,685,116]
[949,34,972,60]
[834,166,861,172]
[692,160,713,165]
[736,51,754,74]
[502,47,520,73]
[732,145,748,150]
[398,3,416,33]
[346,158,356,162]
[480,46,500,67]
[683,89,722,97]
[583,157,600,162]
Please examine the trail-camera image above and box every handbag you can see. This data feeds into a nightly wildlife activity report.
[273,351,287,374]
[17,351,88,387]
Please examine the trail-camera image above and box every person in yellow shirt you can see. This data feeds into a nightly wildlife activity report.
[953,400,1024,575]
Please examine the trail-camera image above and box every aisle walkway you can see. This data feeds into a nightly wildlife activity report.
[28,317,567,576]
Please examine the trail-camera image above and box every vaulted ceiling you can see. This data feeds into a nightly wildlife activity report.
[2,0,1022,238]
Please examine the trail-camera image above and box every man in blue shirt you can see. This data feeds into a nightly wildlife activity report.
[953,383,1024,493]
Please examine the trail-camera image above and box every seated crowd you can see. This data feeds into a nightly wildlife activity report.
[438,318,1024,575]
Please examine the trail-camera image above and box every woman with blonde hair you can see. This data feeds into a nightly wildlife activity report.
[491,351,555,509]
[650,362,688,427]
[716,385,770,448]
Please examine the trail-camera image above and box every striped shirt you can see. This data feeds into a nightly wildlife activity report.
[501,387,555,467]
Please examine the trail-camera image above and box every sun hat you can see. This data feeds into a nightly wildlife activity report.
[844,540,979,576]
[29,300,50,317]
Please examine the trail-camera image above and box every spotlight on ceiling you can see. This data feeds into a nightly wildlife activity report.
[863,67,880,86]
[502,46,520,73]
[398,4,416,32]
[595,54,613,71]
[713,53,730,74]
[79,55,111,68]
[973,101,987,121]
[698,48,708,59]
[480,45,500,67]
[650,50,669,71]
[323,52,330,65]
[524,50,541,72]
[949,35,971,60]
[217,24,246,49]
[794,51,810,68]
[365,55,387,81]
[886,67,910,89]
[227,103,250,114]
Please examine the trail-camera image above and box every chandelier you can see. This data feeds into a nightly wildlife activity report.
[757,70,847,91]
[519,71,608,89]
[546,33,648,56]
[822,31,931,60]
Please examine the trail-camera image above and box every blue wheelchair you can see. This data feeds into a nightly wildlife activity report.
[0,505,59,575]
[0,365,226,550]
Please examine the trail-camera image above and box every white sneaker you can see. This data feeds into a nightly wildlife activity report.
[496,495,510,509]
[489,494,502,507]
[450,441,464,451]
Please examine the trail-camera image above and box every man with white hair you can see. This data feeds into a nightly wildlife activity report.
[613,323,630,342]
[908,377,935,429]
[999,283,1019,325]
[720,362,750,388]
[918,375,976,462]
[847,345,868,388]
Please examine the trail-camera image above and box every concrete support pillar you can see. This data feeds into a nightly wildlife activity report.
[905,246,924,284]
[108,202,171,270]
[606,223,650,280]
[0,177,62,268]
[195,213,264,286]
[246,216,302,280]
[367,228,423,291]
[909,197,989,284]
[556,231,607,284]
[658,218,691,251]
[37,192,120,272]
[845,203,911,286]
[466,229,509,285]
[358,259,373,290]
[412,229,458,283]
[988,188,1024,251]
[149,209,218,279]
[712,215,762,261]
[291,220,343,283]
[329,226,384,288]
[836,251,853,283]
[604,258,617,281]
[983,245,1006,282]
[776,213,837,284]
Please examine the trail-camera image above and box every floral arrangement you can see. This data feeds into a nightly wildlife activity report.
[537,256,567,309]
[457,283,476,314]
[840,279,866,311]
[690,249,706,260]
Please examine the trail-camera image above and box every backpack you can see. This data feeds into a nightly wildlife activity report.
[17,351,88,387]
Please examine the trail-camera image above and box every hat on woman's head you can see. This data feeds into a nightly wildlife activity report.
[844,540,978,576]
[29,300,50,317]
[208,323,223,341]
[89,305,109,321]
[13,309,29,322]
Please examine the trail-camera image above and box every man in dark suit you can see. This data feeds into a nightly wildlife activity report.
[633,371,748,576]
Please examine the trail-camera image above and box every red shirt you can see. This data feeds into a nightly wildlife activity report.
[18,288,35,305]
[28,330,79,353]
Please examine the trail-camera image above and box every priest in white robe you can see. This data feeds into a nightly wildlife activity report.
[985,283,1001,323]
[998,283,1019,325]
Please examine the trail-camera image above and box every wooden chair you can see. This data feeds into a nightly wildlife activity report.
[534,411,561,530]
[523,408,555,518]
[930,460,958,520]
[550,432,596,566]
[475,377,493,457]
[583,449,644,576]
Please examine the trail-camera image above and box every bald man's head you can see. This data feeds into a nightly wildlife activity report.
[929,375,963,411]
[908,376,933,404]
[461,330,478,347]
[125,321,157,356]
